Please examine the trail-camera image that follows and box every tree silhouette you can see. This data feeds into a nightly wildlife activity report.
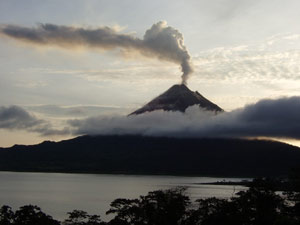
[233,181,284,225]
[284,168,300,224]
[14,205,59,225]
[107,187,189,225]
[0,206,14,225]
[63,210,104,225]
[183,197,241,225]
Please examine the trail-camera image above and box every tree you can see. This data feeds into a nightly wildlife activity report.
[184,178,290,225]
[107,188,190,225]
[0,206,14,225]
[63,210,104,225]
[284,168,300,223]
[14,205,59,225]
[183,197,244,225]
[233,183,284,225]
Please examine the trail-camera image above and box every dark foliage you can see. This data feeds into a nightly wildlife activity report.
[63,210,104,225]
[0,206,14,225]
[106,188,189,225]
[0,205,60,225]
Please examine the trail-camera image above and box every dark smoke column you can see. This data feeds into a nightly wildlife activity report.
[0,21,193,84]
[142,21,193,85]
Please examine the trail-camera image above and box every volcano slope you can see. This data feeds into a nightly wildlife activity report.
[129,84,223,115]
[0,135,299,177]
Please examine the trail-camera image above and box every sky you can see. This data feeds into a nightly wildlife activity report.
[0,0,300,147]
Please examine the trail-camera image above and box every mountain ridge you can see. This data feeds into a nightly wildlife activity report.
[0,135,299,177]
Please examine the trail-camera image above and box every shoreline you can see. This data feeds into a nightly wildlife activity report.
[0,169,253,179]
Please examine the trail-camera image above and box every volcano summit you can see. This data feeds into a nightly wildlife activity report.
[130,84,223,115]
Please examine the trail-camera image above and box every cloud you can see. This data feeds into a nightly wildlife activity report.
[192,34,300,83]
[67,96,300,140]
[0,105,69,136]
[2,97,300,141]
[0,21,193,84]
[18,64,179,83]
[0,105,43,129]
[25,104,130,118]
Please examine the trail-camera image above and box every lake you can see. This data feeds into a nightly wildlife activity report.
[0,172,248,221]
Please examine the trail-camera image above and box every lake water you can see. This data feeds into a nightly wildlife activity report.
[0,172,248,221]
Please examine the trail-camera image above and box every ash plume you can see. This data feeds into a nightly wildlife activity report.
[0,21,193,84]
[143,21,193,84]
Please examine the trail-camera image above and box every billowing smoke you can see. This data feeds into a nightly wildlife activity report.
[0,21,193,84]
[143,21,193,84]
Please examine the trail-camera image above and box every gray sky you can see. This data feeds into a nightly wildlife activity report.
[0,0,300,147]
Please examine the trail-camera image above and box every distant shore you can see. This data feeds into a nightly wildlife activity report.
[199,179,296,192]
[0,169,253,179]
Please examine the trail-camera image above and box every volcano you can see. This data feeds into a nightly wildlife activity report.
[130,84,223,115]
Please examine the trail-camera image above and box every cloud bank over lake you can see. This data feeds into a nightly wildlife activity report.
[2,96,300,141]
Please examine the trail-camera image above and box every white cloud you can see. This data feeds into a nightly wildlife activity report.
[68,96,300,140]
[193,43,300,82]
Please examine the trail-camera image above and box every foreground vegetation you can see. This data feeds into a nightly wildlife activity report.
[1,171,300,225]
